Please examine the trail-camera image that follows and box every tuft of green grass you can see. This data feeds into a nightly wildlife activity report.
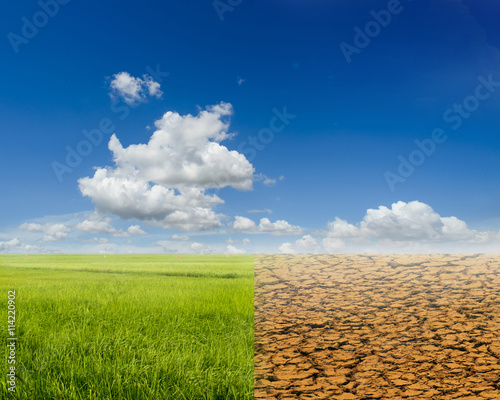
[1,255,254,399]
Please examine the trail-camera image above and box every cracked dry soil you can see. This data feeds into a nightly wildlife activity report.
[254,254,500,399]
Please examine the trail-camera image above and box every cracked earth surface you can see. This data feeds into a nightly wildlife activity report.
[254,254,500,399]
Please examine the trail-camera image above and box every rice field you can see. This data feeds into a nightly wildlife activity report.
[0,254,254,400]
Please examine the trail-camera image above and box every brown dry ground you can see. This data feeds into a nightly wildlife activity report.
[254,254,500,399]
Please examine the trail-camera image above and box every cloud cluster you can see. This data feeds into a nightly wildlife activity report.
[279,235,321,253]
[127,225,147,236]
[0,239,23,252]
[75,215,117,235]
[281,201,497,253]
[75,213,147,237]
[0,238,46,253]
[154,240,178,253]
[231,216,303,236]
[259,218,303,236]
[79,103,255,231]
[225,237,250,245]
[153,238,243,255]
[190,242,215,254]
[109,72,162,105]
[171,234,190,241]
[226,244,246,254]
[18,222,70,242]
[17,213,148,243]
[246,209,272,214]
[255,174,284,187]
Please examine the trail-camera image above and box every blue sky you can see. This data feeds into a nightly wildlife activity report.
[1,0,500,254]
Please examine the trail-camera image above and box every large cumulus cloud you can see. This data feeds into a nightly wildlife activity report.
[79,103,255,231]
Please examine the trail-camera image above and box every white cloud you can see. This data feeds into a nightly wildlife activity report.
[225,237,236,244]
[79,103,255,231]
[112,231,131,238]
[0,239,21,251]
[80,172,223,231]
[258,218,303,236]
[335,201,484,243]
[0,238,46,253]
[263,177,276,186]
[280,201,498,253]
[255,173,279,187]
[226,244,246,254]
[232,216,257,231]
[322,237,347,252]
[92,237,109,244]
[359,201,447,241]
[325,217,359,238]
[19,222,70,242]
[18,223,42,232]
[106,102,253,190]
[109,72,162,105]
[42,225,71,242]
[145,78,161,97]
[231,216,303,236]
[74,213,138,238]
[127,225,147,236]
[171,234,190,241]
[278,242,296,253]
[242,238,250,245]
[21,213,145,240]
[246,209,272,214]
[75,214,117,234]
[190,242,214,254]
[280,235,321,253]
[154,240,178,253]
[74,237,109,244]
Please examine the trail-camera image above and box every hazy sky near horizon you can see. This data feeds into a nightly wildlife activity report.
[1,0,500,254]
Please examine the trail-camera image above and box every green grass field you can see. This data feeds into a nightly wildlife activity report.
[0,254,254,400]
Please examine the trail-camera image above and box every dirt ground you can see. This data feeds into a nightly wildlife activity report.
[254,254,500,399]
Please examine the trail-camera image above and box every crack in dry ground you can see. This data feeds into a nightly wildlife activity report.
[254,254,500,399]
